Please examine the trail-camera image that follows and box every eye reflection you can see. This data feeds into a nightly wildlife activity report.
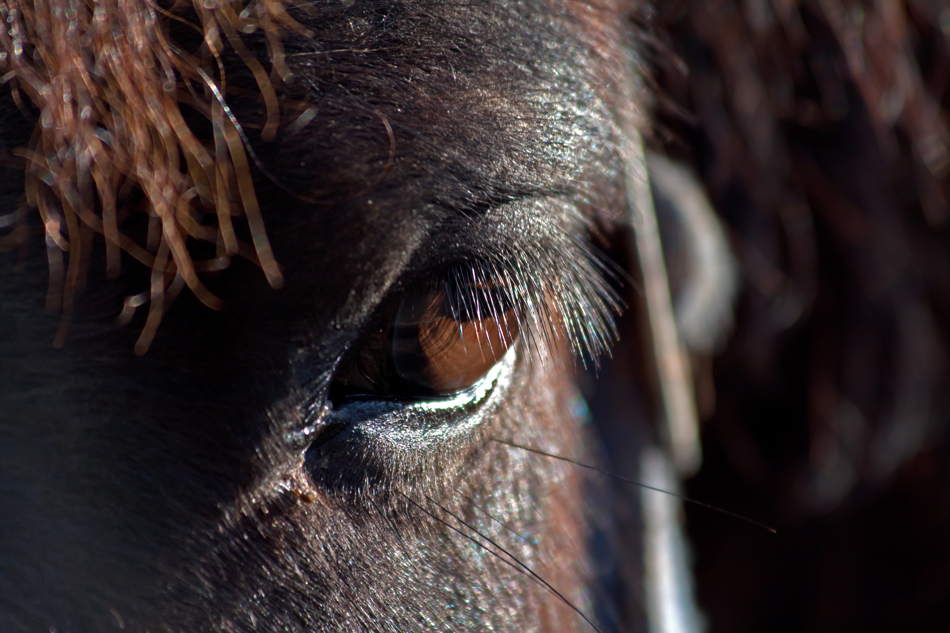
[332,275,520,400]
[393,283,519,395]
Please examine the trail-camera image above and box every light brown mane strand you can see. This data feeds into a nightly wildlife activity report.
[0,0,310,353]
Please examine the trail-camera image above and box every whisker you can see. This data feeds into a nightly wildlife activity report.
[395,490,603,633]
[368,498,445,629]
[448,486,536,545]
[493,438,777,534]
[424,494,604,633]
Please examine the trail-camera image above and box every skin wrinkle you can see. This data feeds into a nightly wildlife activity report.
[0,1,647,632]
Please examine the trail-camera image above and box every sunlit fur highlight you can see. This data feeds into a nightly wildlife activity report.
[0,0,310,352]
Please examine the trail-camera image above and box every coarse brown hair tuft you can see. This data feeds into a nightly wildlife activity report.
[0,0,309,353]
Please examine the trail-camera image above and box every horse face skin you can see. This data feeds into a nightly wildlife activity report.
[0,1,642,631]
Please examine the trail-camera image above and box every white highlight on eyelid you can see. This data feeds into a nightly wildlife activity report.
[413,344,517,411]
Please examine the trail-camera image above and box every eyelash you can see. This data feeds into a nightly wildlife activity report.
[471,237,621,367]
[330,239,620,403]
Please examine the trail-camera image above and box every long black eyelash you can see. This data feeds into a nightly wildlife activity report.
[442,237,621,368]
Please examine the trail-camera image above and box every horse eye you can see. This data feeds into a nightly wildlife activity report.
[332,278,520,399]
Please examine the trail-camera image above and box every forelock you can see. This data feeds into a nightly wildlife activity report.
[0,0,307,351]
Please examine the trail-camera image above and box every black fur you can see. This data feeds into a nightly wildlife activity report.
[0,1,644,631]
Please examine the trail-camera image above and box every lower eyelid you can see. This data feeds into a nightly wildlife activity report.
[305,344,519,497]
[412,342,517,411]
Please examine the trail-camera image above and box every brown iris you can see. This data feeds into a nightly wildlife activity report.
[392,284,519,394]
[333,279,520,399]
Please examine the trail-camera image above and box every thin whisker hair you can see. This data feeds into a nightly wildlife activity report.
[493,439,777,534]
[448,486,536,545]
[395,491,579,624]
[415,492,604,633]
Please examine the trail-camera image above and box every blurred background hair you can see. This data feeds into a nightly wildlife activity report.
[647,1,950,631]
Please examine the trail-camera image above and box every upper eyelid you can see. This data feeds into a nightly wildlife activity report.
[341,195,616,363]
[348,261,518,339]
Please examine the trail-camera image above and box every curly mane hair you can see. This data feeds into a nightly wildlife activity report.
[0,0,308,353]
